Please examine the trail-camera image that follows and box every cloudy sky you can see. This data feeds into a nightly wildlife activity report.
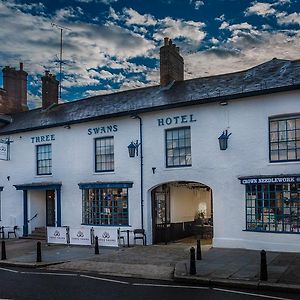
[0,0,300,107]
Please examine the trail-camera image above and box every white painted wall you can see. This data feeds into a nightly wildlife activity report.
[170,185,211,222]
[0,89,299,251]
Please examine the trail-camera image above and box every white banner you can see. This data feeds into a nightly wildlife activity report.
[93,228,118,247]
[47,227,68,244]
[69,227,91,245]
[0,141,8,161]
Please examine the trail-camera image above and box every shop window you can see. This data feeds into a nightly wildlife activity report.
[245,183,300,233]
[36,144,52,175]
[166,126,191,168]
[82,188,128,226]
[269,115,300,162]
[95,137,114,172]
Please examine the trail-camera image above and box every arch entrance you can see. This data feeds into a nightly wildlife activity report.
[151,181,213,244]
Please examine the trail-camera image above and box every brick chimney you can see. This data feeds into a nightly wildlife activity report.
[160,37,184,86]
[1,62,28,113]
[41,71,59,109]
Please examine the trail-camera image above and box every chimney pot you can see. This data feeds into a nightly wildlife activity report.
[20,62,23,71]
[164,37,169,46]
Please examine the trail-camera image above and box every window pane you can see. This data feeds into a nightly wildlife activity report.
[36,144,52,175]
[82,188,129,226]
[165,127,191,167]
[245,183,300,233]
[269,116,300,162]
[95,137,114,172]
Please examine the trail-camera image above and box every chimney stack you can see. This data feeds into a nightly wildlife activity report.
[1,62,28,113]
[160,37,184,86]
[41,71,59,109]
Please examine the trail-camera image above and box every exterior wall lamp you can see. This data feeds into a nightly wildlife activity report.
[218,130,232,150]
[127,140,141,157]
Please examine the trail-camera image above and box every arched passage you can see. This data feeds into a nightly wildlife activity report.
[151,181,213,244]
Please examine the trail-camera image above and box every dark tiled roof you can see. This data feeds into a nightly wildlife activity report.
[1,58,300,135]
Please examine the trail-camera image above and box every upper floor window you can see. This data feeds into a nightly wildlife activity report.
[269,116,300,162]
[95,137,114,172]
[37,144,52,175]
[166,127,191,168]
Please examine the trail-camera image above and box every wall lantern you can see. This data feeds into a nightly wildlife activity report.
[128,140,140,157]
[218,130,232,150]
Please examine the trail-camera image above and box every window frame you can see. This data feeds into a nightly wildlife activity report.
[94,136,115,173]
[245,182,300,234]
[36,144,52,176]
[82,187,129,226]
[269,114,300,163]
[165,126,192,168]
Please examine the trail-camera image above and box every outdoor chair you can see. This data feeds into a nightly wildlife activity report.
[133,229,146,246]
[7,226,18,238]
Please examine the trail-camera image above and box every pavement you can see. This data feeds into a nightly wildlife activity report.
[1,238,300,293]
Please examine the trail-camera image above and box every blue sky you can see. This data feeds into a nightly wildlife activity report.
[0,0,299,108]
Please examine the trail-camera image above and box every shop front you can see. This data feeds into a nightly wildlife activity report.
[151,181,213,244]
[240,175,300,234]
[14,182,62,236]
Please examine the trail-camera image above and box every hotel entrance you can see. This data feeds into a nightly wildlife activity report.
[151,181,213,244]
[14,183,62,236]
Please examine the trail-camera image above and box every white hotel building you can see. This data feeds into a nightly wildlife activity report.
[0,38,300,251]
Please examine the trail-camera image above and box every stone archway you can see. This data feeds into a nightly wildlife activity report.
[151,181,213,244]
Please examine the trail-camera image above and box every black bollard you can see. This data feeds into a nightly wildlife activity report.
[260,250,268,281]
[190,247,196,275]
[196,239,202,260]
[95,236,99,255]
[1,241,6,260]
[36,241,42,263]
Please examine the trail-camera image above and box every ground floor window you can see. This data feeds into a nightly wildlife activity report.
[246,182,300,233]
[82,188,128,226]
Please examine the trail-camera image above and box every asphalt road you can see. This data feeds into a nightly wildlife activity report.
[0,267,299,300]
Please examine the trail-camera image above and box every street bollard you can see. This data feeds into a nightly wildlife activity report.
[1,241,6,260]
[190,247,196,275]
[95,236,99,255]
[196,239,202,260]
[260,250,268,281]
[36,241,42,263]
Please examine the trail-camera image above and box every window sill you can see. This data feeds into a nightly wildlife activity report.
[268,161,300,166]
[164,166,192,171]
[243,229,300,235]
[35,175,53,178]
[81,223,131,227]
[93,172,115,175]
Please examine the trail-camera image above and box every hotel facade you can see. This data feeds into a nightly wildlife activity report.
[0,38,300,251]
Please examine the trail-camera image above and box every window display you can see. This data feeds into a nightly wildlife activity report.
[82,187,128,226]
[246,182,300,233]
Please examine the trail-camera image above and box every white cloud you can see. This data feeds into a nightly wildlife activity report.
[190,0,204,10]
[185,30,300,80]
[277,12,300,25]
[123,7,157,26]
[153,17,206,47]
[245,2,277,16]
